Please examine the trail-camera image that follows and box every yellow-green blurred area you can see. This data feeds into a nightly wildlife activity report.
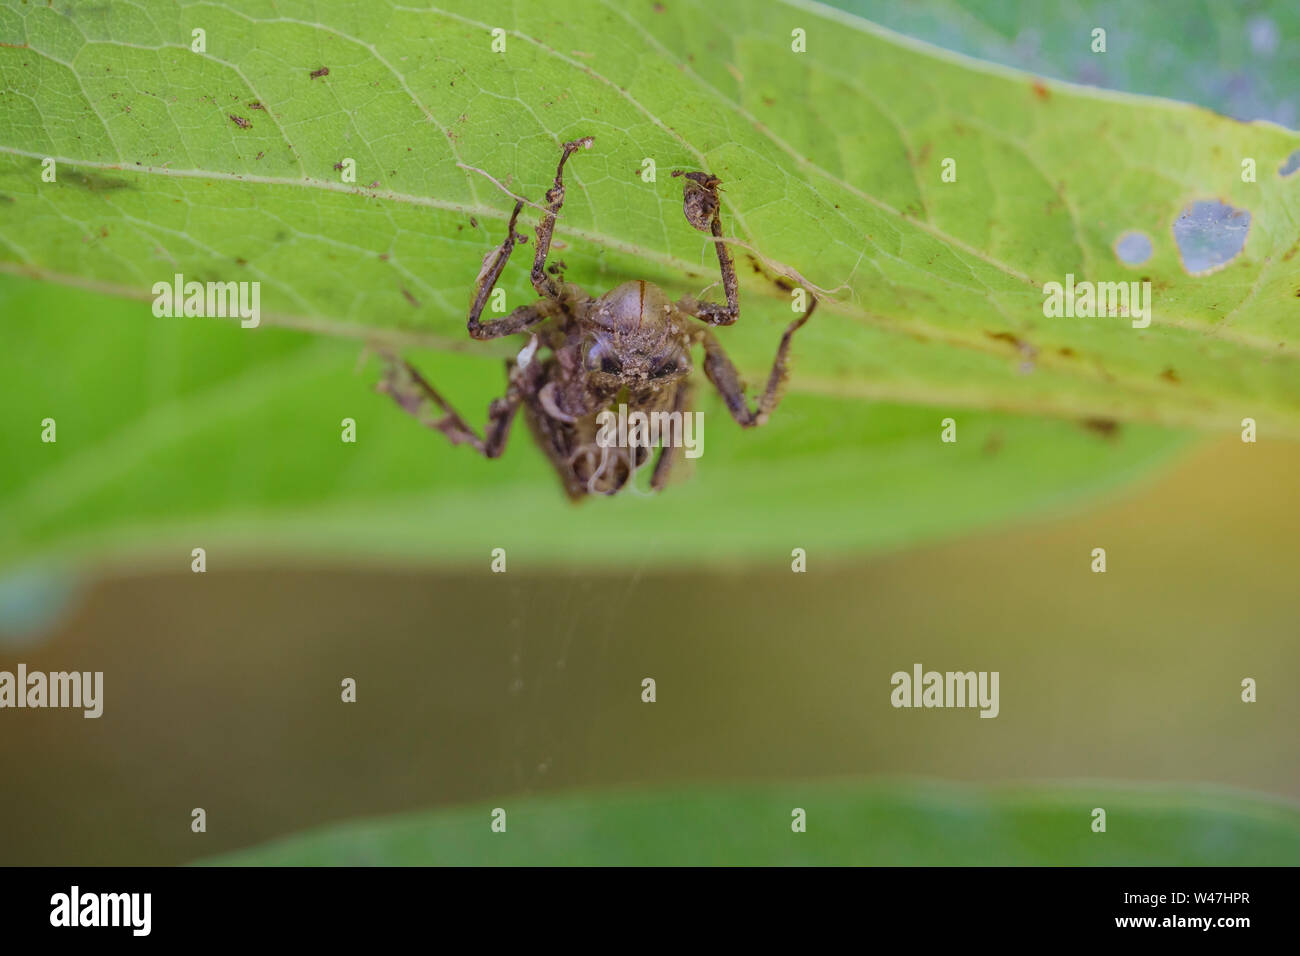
[1,425,1297,863]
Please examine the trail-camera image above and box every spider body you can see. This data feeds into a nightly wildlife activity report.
[378,138,816,499]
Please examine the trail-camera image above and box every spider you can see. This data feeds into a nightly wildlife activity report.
[377,137,817,499]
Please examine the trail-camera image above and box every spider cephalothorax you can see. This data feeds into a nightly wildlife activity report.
[378,137,816,499]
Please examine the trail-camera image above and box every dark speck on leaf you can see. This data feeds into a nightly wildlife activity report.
[248,101,266,111]
[230,114,251,129]
[1160,367,1181,384]
[470,217,479,228]
[235,257,248,266]
[310,66,330,79]
[1082,417,1120,438]
[401,288,419,307]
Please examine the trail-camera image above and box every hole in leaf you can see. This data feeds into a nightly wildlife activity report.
[1113,231,1152,266]
[1280,150,1300,177]
[1172,200,1250,275]
[1246,16,1280,56]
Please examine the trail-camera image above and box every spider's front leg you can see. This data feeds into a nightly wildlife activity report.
[375,340,542,458]
[674,170,739,326]
[693,295,818,427]
[530,137,593,297]
[467,201,560,340]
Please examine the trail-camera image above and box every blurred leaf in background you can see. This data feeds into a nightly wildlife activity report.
[204,780,1300,866]
[832,0,1299,127]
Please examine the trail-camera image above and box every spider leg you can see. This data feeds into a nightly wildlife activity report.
[376,349,540,458]
[530,137,592,298]
[467,202,560,340]
[650,379,693,490]
[673,170,739,326]
[693,295,817,427]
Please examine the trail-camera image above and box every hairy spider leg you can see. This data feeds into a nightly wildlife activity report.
[466,201,558,340]
[530,137,592,297]
[674,170,740,326]
[375,348,542,459]
[649,379,694,490]
[693,294,818,427]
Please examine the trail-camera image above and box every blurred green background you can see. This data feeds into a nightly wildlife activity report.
[1,421,1297,864]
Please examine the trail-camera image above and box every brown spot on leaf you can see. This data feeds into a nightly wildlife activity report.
[1032,80,1049,100]
[1081,417,1120,438]
[310,66,330,79]
[229,114,251,129]
[401,288,419,307]
[1160,367,1181,384]
[986,330,1032,352]
[248,101,266,111]
[67,170,132,192]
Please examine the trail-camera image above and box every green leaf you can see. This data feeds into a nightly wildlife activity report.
[1,0,1293,567]
[1,0,1297,428]
[198,779,1300,865]
[0,276,1186,569]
